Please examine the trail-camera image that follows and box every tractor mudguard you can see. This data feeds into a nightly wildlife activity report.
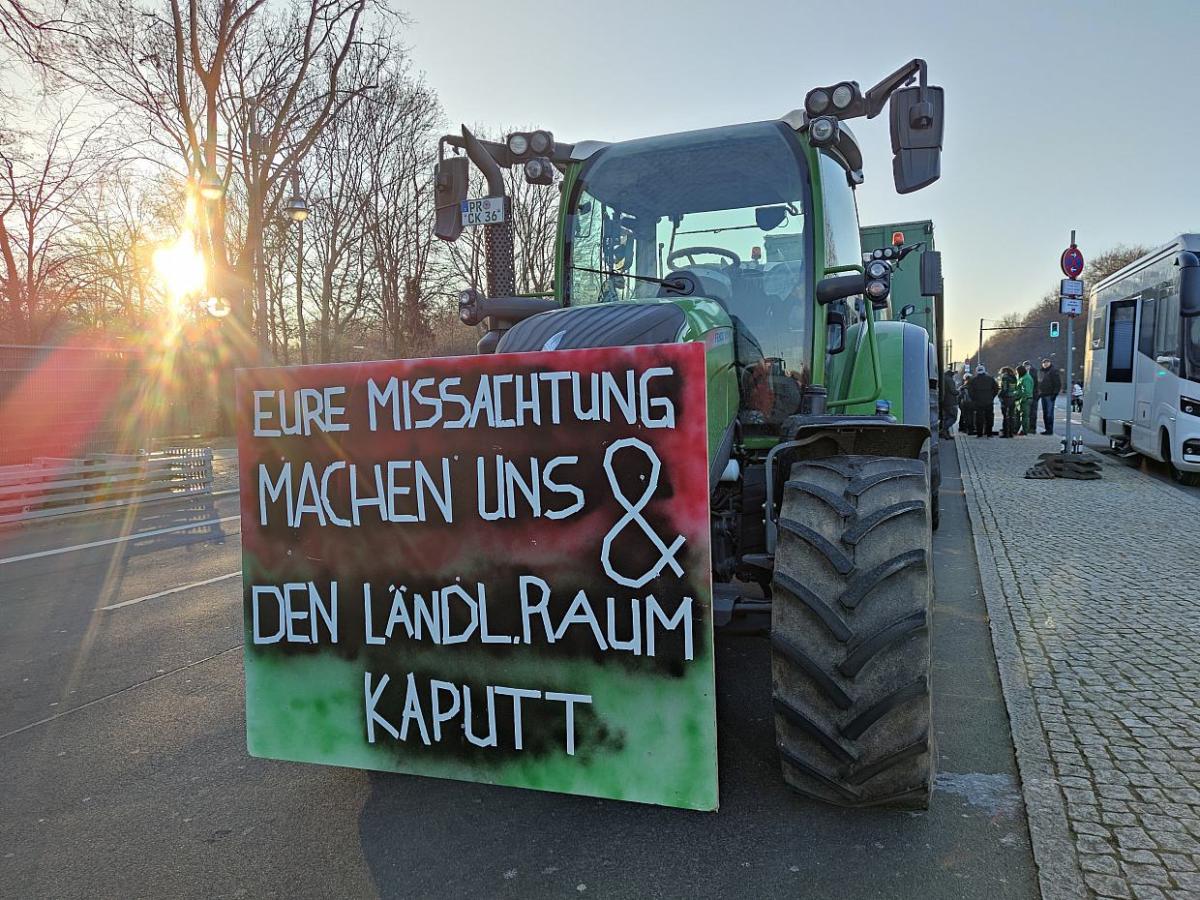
[760,418,930,556]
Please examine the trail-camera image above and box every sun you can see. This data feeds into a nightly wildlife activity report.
[152,228,207,313]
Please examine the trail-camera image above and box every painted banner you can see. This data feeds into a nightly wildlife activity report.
[236,343,717,810]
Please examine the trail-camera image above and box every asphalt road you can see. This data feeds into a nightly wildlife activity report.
[0,449,1038,900]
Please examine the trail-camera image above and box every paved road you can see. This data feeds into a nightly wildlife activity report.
[0,451,1038,899]
[958,417,1200,900]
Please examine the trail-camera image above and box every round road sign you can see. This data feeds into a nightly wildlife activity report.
[1061,245,1084,279]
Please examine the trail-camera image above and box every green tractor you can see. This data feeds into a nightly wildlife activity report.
[432,60,946,808]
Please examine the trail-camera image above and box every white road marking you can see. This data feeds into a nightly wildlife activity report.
[100,571,241,611]
[0,515,239,566]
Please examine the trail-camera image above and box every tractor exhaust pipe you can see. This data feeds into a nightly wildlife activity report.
[461,125,516,298]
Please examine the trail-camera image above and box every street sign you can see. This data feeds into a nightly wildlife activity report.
[1061,245,1084,279]
[1060,296,1083,316]
[461,196,506,227]
[1060,278,1084,298]
[1050,321,1060,338]
[236,344,719,810]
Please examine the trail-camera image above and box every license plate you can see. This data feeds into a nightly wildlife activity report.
[461,197,505,227]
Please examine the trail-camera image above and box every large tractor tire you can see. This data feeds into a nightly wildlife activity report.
[770,454,934,808]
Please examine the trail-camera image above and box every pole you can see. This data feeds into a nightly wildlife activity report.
[296,220,306,364]
[1063,229,1076,455]
[978,318,984,369]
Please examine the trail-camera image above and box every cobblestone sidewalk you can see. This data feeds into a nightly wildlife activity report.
[957,432,1200,900]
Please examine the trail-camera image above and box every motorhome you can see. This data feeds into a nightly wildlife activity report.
[1082,235,1200,485]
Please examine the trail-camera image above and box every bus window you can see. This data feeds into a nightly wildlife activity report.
[1107,298,1137,383]
[1138,297,1157,359]
[1156,272,1181,364]
[1090,286,1109,350]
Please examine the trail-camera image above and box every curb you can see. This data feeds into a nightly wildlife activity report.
[954,437,1088,900]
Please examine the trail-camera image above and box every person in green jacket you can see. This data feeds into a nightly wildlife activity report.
[1015,364,1033,436]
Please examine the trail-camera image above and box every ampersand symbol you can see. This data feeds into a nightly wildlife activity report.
[600,437,686,589]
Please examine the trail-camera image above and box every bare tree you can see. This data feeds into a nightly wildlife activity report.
[0,111,107,341]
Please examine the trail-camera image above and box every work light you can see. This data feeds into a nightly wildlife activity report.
[805,89,831,116]
[524,157,554,186]
[809,116,838,146]
[866,259,890,280]
[506,133,530,157]
[831,82,856,110]
[528,130,553,155]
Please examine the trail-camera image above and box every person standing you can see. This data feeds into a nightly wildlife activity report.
[940,366,959,439]
[1038,358,1062,435]
[1015,364,1033,436]
[959,374,976,435]
[967,364,999,437]
[998,367,1018,437]
[1071,380,1084,413]
[1023,359,1038,434]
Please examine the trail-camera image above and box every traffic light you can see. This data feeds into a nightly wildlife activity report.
[1050,321,1060,338]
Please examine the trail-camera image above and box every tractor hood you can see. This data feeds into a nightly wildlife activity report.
[495,299,729,353]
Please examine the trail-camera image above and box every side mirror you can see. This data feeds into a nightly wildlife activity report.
[755,205,788,231]
[1179,251,1200,317]
[898,304,916,320]
[433,155,469,242]
[816,272,865,305]
[889,84,944,194]
[826,309,846,354]
[920,249,943,296]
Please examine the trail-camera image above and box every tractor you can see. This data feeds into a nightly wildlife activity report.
[431,60,946,808]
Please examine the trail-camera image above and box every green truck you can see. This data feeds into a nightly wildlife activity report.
[433,60,946,807]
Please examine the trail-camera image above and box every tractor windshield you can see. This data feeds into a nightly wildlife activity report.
[566,122,813,407]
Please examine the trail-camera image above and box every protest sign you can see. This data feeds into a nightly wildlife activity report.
[236,342,717,810]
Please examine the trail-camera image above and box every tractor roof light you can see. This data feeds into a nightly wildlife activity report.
[808,116,839,147]
[528,129,553,155]
[506,132,530,158]
[831,82,856,110]
[805,88,831,116]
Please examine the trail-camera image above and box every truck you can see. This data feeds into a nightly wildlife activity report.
[432,60,946,807]
[860,220,943,527]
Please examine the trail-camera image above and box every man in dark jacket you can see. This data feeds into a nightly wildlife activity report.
[967,364,999,437]
[940,367,959,439]
[1037,358,1062,435]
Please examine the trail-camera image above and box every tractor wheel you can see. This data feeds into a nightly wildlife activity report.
[770,454,934,808]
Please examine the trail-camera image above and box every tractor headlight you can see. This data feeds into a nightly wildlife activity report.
[866,278,890,305]
[831,82,855,110]
[809,116,838,147]
[866,259,890,280]
[528,129,553,155]
[506,132,530,157]
[805,88,831,116]
[458,288,482,326]
[523,157,554,186]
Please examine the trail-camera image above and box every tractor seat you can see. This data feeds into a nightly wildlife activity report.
[496,301,687,353]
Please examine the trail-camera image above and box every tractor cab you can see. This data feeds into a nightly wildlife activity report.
[562,121,813,427]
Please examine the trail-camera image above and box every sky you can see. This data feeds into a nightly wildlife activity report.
[398,0,1200,358]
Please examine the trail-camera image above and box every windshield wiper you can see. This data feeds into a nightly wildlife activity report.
[568,264,687,292]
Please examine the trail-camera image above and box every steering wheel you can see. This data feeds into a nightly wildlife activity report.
[667,246,741,271]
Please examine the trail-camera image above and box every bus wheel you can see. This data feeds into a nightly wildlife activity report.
[1162,431,1200,486]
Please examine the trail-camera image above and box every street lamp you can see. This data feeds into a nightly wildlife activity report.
[288,170,310,362]
[199,167,224,201]
[285,173,309,222]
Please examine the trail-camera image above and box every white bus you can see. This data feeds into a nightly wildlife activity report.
[1082,235,1200,485]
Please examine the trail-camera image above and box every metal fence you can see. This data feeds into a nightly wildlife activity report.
[0,448,215,525]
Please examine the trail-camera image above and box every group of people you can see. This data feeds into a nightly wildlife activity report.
[939,358,1065,439]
